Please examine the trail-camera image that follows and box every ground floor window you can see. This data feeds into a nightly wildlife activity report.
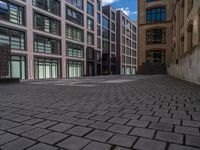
[34,57,61,79]
[9,56,26,79]
[146,50,165,64]
[67,60,83,78]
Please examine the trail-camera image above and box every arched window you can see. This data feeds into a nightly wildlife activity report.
[187,21,193,51]
[146,29,166,44]
[146,7,166,23]
[187,0,193,15]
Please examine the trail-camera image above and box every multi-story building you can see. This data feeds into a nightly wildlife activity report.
[102,5,117,75]
[0,0,137,80]
[116,10,137,75]
[168,0,200,84]
[138,0,173,74]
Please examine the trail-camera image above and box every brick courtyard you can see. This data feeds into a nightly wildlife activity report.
[0,75,200,150]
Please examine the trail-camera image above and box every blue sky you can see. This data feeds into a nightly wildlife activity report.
[102,0,138,21]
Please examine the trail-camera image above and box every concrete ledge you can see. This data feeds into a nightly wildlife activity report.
[0,78,20,84]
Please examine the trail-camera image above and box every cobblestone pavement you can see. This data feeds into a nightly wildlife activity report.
[0,75,200,150]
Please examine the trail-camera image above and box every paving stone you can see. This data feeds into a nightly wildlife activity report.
[38,132,68,144]
[66,126,93,136]
[133,138,167,150]
[155,131,183,144]
[175,126,200,136]
[22,128,50,139]
[127,119,149,128]
[0,119,20,130]
[57,136,90,150]
[75,113,95,119]
[10,115,31,122]
[8,125,35,134]
[121,113,141,119]
[186,135,200,148]
[27,143,58,150]
[108,124,132,134]
[182,120,200,127]
[154,112,171,118]
[35,120,58,128]
[0,137,36,150]
[114,146,131,150]
[108,117,129,124]
[82,141,111,150]
[49,123,74,132]
[0,133,19,145]
[89,121,112,130]
[159,118,181,125]
[168,144,200,150]
[23,118,44,125]
[85,129,113,142]
[140,115,159,122]
[173,114,191,120]
[73,119,95,126]
[108,134,137,148]
[149,122,173,131]
[130,127,155,138]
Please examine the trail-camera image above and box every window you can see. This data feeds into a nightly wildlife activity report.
[126,48,131,55]
[87,32,94,45]
[97,38,101,49]
[126,39,131,47]
[67,61,83,77]
[102,16,109,29]
[132,25,136,33]
[126,57,131,64]
[146,29,166,44]
[112,23,115,31]
[34,12,60,35]
[97,25,101,36]
[122,17,125,25]
[126,30,131,38]
[0,27,25,50]
[87,17,94,31]
[97,13,101,24]
[180,0,184,26]
[111,12,115,21]
[87,2,94,16]
[122,36,125,44]
[111,33,115,42]
[0,0,25,25]
[34,57,61,79]
[127,21,131,30]
[132,33,136,41]
[122,46,125,54]
[146,0,156,2]
[146,7,166,23]
[187,0,193,15]
[34,35,61,54]
[122,26,125,34]
[96,51,101,61]
[87,47,94,60]
[33,0,60,16]
[66,6,83,26]
[97,0,100,11]
[66,24,83,42]
[102,40,109,53]
[132,42,136,49]
[9,56,26,79]
[102,28,109,39]
[187,22,193,51]
[66,0,83,10]
[146,50,165,64]
[111,44,115,52]
[132,58,136,65]
[132,50,136,57]
[66,43,83,58]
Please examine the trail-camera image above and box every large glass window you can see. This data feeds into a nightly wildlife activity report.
[146,7,166,23]
[34,12,60,35]
[67,60,83,78]
[102,16,109,29]
[33,0,60,16]
[66,0,83,10]
[146,50,165,64]
[0,0,25,25]
[87,32,94,45]
[87,17,94,31]
[66,6,83,26]
[66,24,83,42]
[0,27,25,50]
[146,29,166,44]
[87,2,94,16]
[9,56,26,79]
[66,43,83,58]
[34,35,61,55]
[34,57,61,79]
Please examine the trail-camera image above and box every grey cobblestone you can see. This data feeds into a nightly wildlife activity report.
[0,75,200,149]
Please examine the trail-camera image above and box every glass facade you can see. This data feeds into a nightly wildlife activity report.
[66,6,83,26]
[66,43,84,58]
[0,27,25,50]
[66,0,83,10]
[34,57,61,79]
[34,12,60,35]
[66,24,83,42]
[33,0,60,16]
[9,56,26,79]
[67,60,83,77]
[34,35,61,55]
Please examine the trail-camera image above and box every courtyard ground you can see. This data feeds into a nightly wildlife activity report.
[0,75,200,150]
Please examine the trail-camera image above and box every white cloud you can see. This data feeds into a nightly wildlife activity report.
[102,0,120,6]
[116,7,137,16]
